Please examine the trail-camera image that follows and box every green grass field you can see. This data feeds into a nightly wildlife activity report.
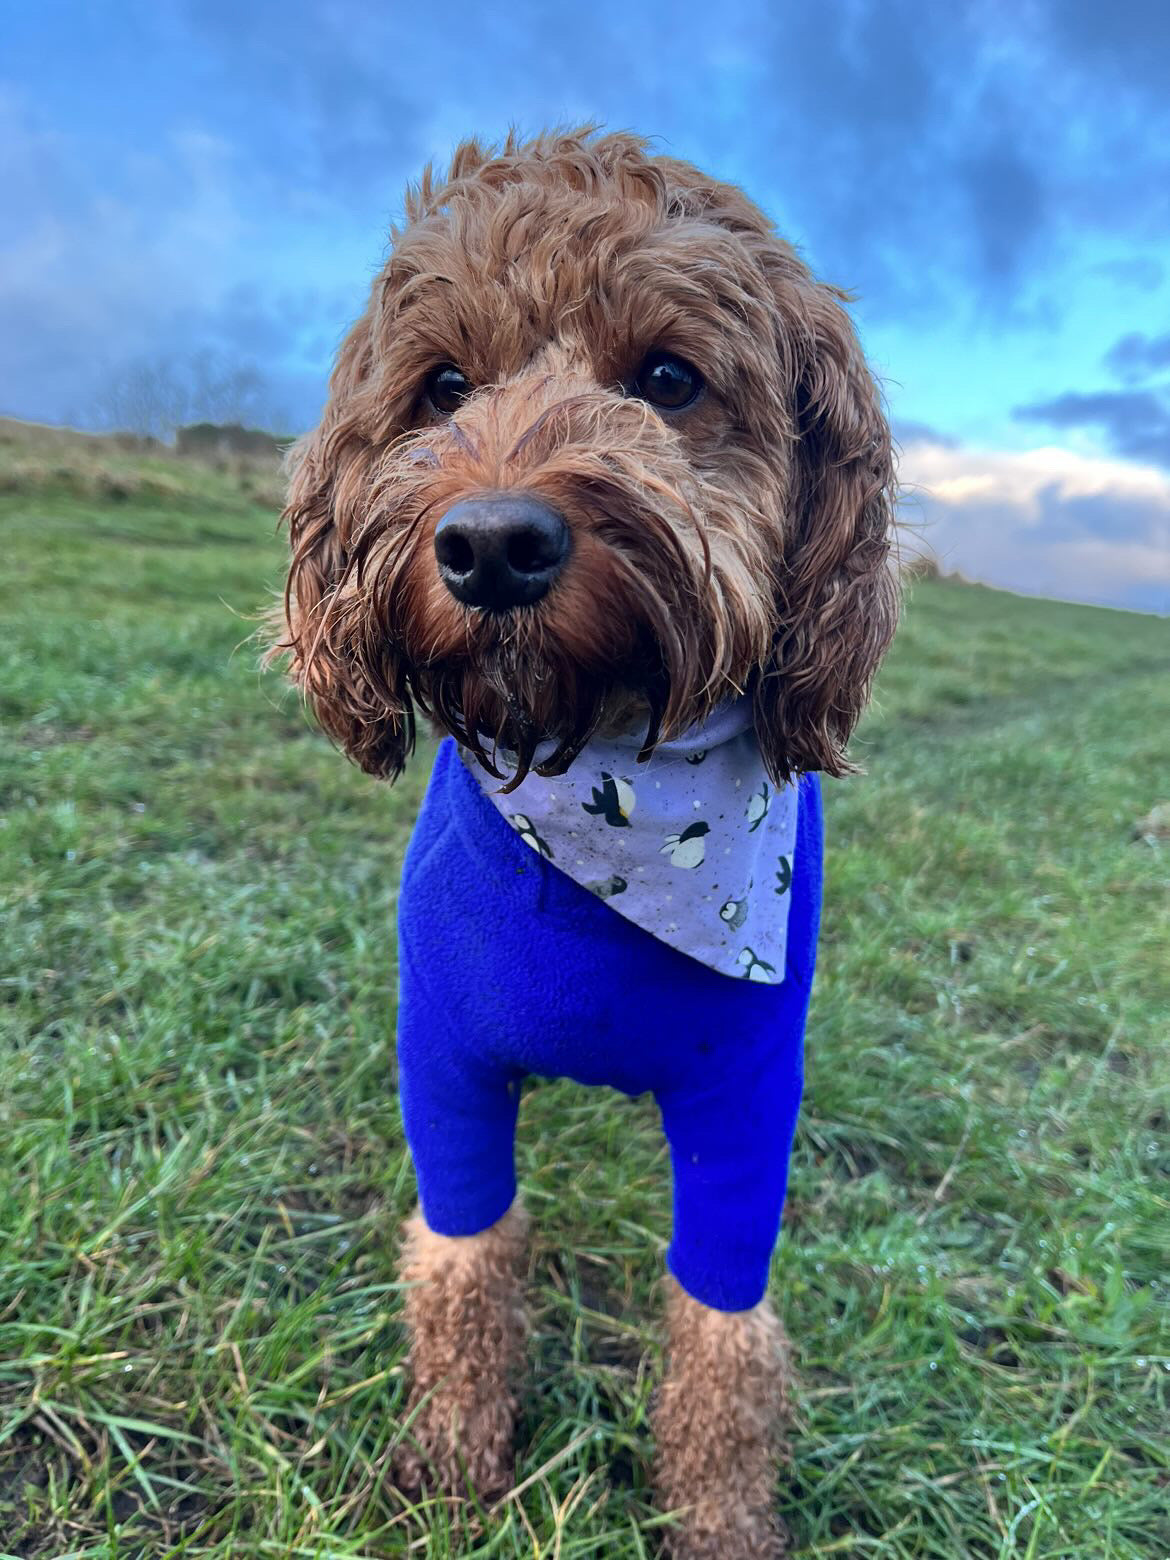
[1,427,1168,1558]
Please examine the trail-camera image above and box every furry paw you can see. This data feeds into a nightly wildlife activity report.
[391,1204,528,1502]
[392,1382,517,1501]
[653,1280,793,1560]
[660,1506,789,1560]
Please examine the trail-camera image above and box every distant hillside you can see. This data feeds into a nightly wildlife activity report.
[0,415,288,508]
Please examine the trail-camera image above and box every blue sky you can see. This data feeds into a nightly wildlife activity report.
[3,0,1169,609]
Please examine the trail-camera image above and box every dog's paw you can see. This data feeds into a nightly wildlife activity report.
[661,1513,789,1560]
[391,1205,529,1503]
[391,1385,517,1502]
[653,1283,793,1559]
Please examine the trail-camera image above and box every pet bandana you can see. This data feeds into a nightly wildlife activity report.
[462,700,799,982]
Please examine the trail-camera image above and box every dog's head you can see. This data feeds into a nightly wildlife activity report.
[275,129,898,786]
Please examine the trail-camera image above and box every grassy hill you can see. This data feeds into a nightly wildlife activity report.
[1,431,1167,1558]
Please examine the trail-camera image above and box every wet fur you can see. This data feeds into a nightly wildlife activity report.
[654,1278,793,1558]
[394,1203,529,1499]
[272,127,898,787]
[272,127,899,1551]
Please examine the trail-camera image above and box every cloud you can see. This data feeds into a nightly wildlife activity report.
[1103,331,1170,383]
[0,89,355,431]
[899,434,1170,614]
[894,420,960,449]
[1012,389,1170,470]
[1045,0,1170,101]
[671,0,1170,313]
[180,1,428,214]
[56,0,1170,314]
[1093,257,1165,292]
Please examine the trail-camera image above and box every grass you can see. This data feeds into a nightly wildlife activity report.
[1,426,1167,1557]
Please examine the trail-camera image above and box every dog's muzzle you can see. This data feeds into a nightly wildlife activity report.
[434,493,570,611]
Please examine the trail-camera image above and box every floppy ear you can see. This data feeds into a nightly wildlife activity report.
[752,279,899,783]
[275,313,415,780]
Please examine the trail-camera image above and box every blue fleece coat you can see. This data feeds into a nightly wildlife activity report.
[396,738,823,1311]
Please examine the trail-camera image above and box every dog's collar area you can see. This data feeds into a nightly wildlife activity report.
[460,697,799,983]
[475,696,755,775]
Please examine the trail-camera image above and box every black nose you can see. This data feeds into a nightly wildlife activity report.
[434,493,570,611]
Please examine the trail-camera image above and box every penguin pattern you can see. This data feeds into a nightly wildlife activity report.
[737,946,777,983]
[661,820,709,868]
[510,813,554,859]
[746,781,771,832]
[465,699,799,982]
[582,772,636,827]
[586,874,628,899]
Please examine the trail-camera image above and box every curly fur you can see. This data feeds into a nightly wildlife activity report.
[393,1202,529,1500]
[653,1278,793,1560]
[271,126,899,786]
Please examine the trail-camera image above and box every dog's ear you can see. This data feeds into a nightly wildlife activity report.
[752,277,899,784]
[276,315,415,780]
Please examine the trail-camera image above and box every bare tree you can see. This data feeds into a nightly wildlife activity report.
[89,350,287,439]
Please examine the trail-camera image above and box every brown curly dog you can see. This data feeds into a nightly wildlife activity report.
[273,127,898,1559]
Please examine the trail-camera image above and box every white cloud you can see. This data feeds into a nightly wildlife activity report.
[898,435,1170,613]
[902,438,1170,510]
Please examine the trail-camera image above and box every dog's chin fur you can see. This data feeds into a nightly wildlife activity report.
[272,127,899,787]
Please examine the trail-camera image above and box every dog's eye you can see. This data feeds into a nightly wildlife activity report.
[425,363,473,415]
[632,351,703,411]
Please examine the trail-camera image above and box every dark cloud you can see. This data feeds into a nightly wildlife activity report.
[1013,388,1170,469]
[115,0,1170,312]
[957,131,1049,292]
[1045,0,1170,98]
[179,2,428,214]
[1094,257,1165,293]
[894,421,959,449]
[700,1,1169,312]
[698,4,1044,307]
[1104,332,1170,384]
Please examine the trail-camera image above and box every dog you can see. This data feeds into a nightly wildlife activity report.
[273,127,898,1560]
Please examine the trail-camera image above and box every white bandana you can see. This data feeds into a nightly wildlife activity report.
[462,702,799,982]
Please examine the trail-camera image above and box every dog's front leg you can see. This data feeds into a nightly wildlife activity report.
[392,1201,529,1501]
[653,1277,792,1559]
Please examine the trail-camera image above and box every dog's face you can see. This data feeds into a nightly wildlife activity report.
[276,130,898,785]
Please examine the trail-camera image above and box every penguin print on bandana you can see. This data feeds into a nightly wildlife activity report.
[465,700,799,981]
[586,874,628,900]
[582,773,636,827]
[661,820,709,869]
[737,947,777,983]
[510,814,554,859]
[746,781,771,832]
